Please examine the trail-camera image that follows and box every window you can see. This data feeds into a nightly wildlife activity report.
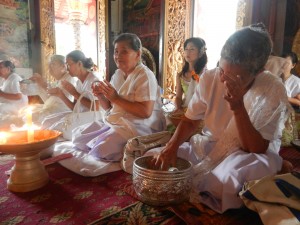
[193,0,239,69]
[54,0,98,64]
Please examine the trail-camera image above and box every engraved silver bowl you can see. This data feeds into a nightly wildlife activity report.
[133,156,193,206]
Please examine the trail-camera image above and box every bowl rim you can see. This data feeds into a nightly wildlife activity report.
[0,130,61,147]
[133,155,192,174]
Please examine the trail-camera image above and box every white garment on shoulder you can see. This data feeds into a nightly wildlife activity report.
[182,68,289,213]
[0,72,28,113]
[264,55,288,77]
[75,72,102,112]
[106,63,165,140]
[42,73,76,111]
[284,74,300,98]
[70,64,166,161]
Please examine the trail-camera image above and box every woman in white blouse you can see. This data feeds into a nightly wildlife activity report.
[74,33,166,161]
[30,55,76,123]
[281,51,300,109]
[149,23,291,213]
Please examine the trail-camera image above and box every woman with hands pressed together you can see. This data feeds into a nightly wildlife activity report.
[62,50,101,111]
[147,23,290,213]
[30,55,76,123]
[74,33,165,161]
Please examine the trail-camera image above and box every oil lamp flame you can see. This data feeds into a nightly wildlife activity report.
[26,107,34,142]
[0,132,7,144]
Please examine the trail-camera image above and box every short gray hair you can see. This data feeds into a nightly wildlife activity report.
[49,55,65,65]
[221,23,272,75]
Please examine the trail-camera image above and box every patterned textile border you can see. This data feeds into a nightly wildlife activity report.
[0,155,136,225]
[89,201,182,225]
[90,182,263,225]
[127,184,262,225]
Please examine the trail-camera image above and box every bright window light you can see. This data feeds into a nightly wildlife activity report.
[55,23,97,64]
[193,0,239,69]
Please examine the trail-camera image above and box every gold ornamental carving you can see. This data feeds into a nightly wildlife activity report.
[163,0,191,96]
[236,0,254,28]
[39,0,55,83]
[292,28,300,76]
[236,0,246,29]
[97,0,106,79]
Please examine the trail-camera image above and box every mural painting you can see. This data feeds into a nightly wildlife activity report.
[0,0,30,68]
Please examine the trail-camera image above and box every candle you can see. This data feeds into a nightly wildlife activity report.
[26,107,34,142]
[0,132,7,144]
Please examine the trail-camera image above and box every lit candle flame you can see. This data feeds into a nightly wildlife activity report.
[0,132,7,144]
[26,107,34,142]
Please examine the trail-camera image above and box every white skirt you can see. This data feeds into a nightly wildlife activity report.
[146,142,282,213]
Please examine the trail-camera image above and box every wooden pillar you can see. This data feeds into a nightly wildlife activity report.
[39,0,55,82]
[161,0,191,96]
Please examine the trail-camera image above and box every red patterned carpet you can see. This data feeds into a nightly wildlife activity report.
[0,155,136,225]
[0,147,299,225]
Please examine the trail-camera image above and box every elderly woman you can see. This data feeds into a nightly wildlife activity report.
[149,24,290,213]
[0,60,28,114]
[30,55,76,123]
[74,33,165,161]
[41,51,101,132]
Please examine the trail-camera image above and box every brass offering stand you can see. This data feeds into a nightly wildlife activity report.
[0,130,61,192]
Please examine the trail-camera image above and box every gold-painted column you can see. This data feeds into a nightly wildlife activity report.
[162,0,191,96]
[97,0,107,79]
[39,0,55,83]
[292,28,300,76]
[236,0,254,29]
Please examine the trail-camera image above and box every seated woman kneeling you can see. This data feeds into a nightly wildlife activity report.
[149,23,291,213]
[73,33,165,161]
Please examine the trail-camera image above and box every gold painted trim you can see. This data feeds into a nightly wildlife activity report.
[292,28,300,76]
[39,0,55,82]
[236,0,246,29]
[97,0,107,79]
[162,0,191,96]
[39,0,107,82]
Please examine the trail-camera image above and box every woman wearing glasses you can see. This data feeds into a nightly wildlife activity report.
[41,51,102,132]
[149,23,291,213]
[30,55,76,123]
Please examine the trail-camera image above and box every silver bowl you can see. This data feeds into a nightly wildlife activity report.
[133,156,193,206]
